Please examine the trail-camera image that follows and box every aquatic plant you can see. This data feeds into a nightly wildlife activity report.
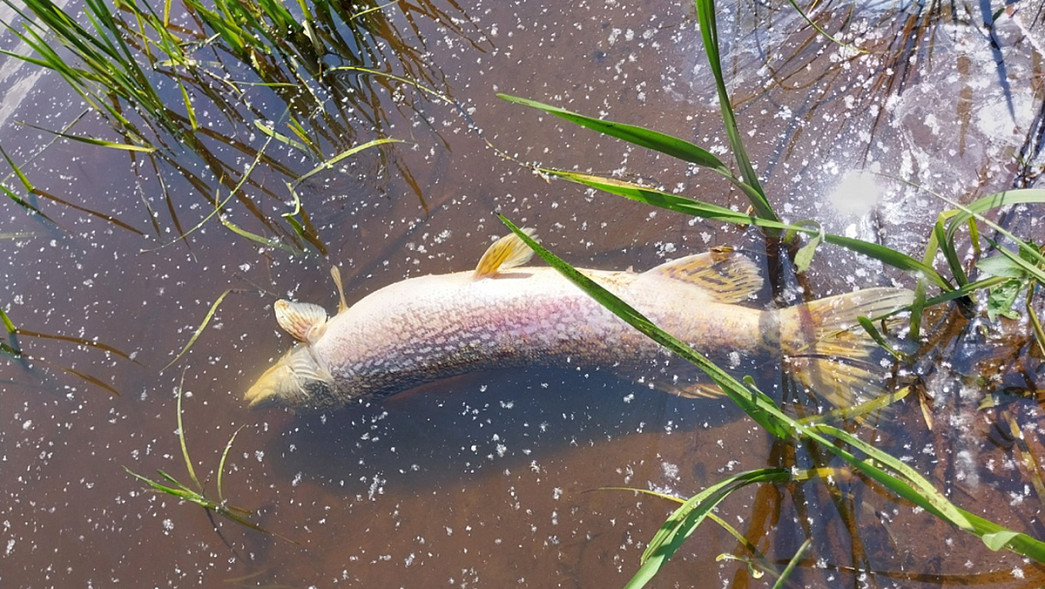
[0,0,478,251]
[1,305,133,396]
[499,0,1045,584]
[0,0,465,397]
[123,375,294,543]
[503,219,1045,585]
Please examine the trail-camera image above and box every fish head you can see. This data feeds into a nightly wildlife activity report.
[244,343,335,409]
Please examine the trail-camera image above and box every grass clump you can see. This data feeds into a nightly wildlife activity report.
[0,0,465,252]
[498,0,1045,585]
[124,375,294,543]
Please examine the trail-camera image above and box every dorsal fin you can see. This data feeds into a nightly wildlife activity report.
[474,229,537,278]
[274,300,328,344]
[646,247,763,303]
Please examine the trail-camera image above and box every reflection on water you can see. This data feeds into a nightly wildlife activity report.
[1,0,1044,586]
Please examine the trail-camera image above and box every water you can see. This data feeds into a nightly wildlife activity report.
[1,0,1044,586]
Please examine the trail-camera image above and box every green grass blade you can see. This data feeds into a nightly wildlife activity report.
[254,119,311,154]
[811,423,973,531]
[820,234,952,290]
[497,94,773,216]
[856,317,903,359]
[217,425,245,502]
[599,487,686,504]
[0,307,16,333]
[1,341,22,358]
[294,138,404,184]
[799,386,911,425]
[640,469,792,563]
[497,94,730,171]
[540,168,952,289]
[178,79,198,131]
[543,168,778,226]
[783,0,866,54]
[945,189,1045,237]
[693,0,777,224]
[163,289,233,372]
[933,220,969,286]
[0,145,36,193]
[219,213,303,255]
[326,65,456,105]
[175,375,202,491]
[21,122,155,152]
[772,537,812,589]
[123,466,197,499]
[0,184,52,222]
[626,469,791,589]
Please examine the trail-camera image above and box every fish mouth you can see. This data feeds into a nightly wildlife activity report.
[244,344,335,409]
[244,362,291,409]
[244,384,279,409]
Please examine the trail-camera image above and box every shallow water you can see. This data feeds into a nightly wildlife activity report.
[1,0,1044,587]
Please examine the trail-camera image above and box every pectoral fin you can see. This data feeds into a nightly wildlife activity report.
[274,300,328,343]
[646,247,763,303]
[474,228,538,278]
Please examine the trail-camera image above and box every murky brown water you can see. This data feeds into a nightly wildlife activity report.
[1,0,1044,587]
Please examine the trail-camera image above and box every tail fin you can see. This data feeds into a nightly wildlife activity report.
[780,287,913,407]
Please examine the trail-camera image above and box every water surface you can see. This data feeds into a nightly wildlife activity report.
[1,0,1044,586]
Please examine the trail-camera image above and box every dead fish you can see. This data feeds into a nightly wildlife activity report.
[245,231,912,410]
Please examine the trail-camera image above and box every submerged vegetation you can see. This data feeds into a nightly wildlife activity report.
[0,0,481,393]
[124,377,295,544]
[0,0,478,250]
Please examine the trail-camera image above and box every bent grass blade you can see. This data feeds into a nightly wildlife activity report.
[624,469,792,589]
[1,306,129,395]
[292,137,405,185]
[694,0,776,225]
[783,0,868,54]
[500,216,1045,585]
[534,167,953,290]
[282,182,328,255]
[124,382,295,542]
[496,94,774,222]
[162,289,234,372]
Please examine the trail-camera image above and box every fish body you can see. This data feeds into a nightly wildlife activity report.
[246,234,911,410]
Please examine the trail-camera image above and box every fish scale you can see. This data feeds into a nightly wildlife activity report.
[245,233,912,410]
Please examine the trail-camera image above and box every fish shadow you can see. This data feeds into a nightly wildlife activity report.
[262,365,747,492]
